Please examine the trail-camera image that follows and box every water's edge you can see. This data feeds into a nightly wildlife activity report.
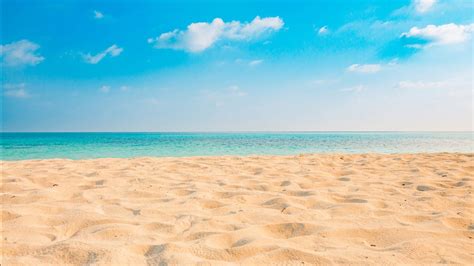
[2,152,473,162]
[2,132,473,160]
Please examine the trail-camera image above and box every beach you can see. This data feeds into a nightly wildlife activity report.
[2,153,473,265]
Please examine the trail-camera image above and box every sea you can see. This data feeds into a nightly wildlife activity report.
[1,132,473,160]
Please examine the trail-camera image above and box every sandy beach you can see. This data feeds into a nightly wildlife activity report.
[2,153,473,265]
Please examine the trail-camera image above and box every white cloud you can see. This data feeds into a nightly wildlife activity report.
[317,25,330,35]
[148,16,284,52]
[120,86,129,91]
[3,83,30,98]
[393,0,437,16]
[388,58,399,66]
[248,59,263,66]
[347,64,381,73]
[99,85,110,93]
[93,10,104,19]
[395,80,446,89]
[401,23,474,46]
[413,0,436,13]
[83,44,123,64]
[340,85,365,93]
[0,40,44,67]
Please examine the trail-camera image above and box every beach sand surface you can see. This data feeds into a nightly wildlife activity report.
[2,153,473,265]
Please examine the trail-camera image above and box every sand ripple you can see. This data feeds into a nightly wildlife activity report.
[2,153,473,264]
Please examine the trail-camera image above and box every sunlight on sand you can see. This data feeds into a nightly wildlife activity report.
[2,153,473,264]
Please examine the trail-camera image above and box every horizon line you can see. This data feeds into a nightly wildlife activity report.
[2,130,473,134]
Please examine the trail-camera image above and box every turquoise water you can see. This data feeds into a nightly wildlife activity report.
[1,132,473,160]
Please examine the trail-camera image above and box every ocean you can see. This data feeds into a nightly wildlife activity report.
[1,132,473,160]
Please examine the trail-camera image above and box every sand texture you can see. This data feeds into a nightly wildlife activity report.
[2,153,473,265]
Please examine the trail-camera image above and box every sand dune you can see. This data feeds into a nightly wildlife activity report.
[2,153,473,265]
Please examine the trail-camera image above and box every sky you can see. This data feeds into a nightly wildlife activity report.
[1,0,473,132]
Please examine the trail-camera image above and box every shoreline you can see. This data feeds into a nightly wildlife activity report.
[3,153,473,264]
[2,151,473,162]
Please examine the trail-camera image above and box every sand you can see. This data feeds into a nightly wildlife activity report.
[1,153,473,265]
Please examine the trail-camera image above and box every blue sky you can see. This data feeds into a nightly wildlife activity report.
[1,0,473,131]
